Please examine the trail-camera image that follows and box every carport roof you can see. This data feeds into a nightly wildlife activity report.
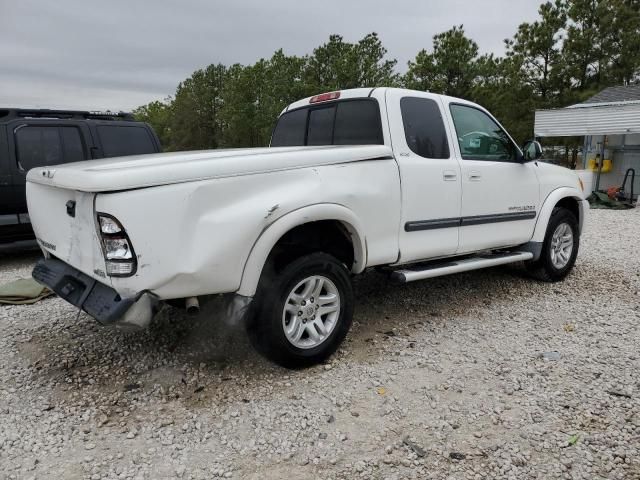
[535,85,640,137]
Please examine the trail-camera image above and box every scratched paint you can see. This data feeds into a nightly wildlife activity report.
[265,204,280,219]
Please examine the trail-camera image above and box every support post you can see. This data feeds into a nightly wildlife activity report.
[594,135,607,193]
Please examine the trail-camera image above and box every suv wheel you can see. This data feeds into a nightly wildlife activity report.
[247,253,354,368]
[526,206,579,282]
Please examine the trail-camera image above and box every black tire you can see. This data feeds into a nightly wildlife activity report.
[526,206,579,282]
[247,253,354,369]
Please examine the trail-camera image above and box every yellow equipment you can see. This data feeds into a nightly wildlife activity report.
[588,156,612,173]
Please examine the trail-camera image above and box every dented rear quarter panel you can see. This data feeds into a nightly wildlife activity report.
[101,159,401,299]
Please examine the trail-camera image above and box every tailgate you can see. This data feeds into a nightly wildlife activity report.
[26,181,108,282]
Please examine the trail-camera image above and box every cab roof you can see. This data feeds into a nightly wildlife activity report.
[284,88,378,113]
[282,87,480,115]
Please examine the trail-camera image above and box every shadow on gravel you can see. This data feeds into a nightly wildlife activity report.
[21,302,269,404]
[351,264,533,329]
[148,297,260,366]
[18,262,544,401]
[138,264,535,366]
[0,245,41,268]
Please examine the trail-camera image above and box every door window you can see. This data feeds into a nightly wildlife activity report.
[15,126,62,171]
[449,104,517,162]
[400,97,450,159]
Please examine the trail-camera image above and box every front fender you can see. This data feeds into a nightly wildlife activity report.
[531,187,588,243]
[237,203,367,297]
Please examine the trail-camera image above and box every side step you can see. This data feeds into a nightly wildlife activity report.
[390,251,534,283]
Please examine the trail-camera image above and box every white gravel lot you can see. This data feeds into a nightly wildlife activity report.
[1,208,639,480]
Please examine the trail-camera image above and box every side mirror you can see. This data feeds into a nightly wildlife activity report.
[522,140,543,162]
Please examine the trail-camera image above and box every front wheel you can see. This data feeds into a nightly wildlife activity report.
[247,253,354,368]
[526,206,580,282]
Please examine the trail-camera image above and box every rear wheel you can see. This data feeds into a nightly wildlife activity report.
[526,206,579,282]
[247,253,354,368]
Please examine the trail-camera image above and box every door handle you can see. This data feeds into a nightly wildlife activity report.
[443,170,457,181]
[468,171,482,181]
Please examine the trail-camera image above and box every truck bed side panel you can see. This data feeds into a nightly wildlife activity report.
[99,159,401,299]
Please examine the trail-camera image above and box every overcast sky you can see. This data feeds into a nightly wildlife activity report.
[0,0,541,111]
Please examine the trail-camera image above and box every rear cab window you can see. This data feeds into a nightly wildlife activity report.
[307,107,335,146]
[97,125,156,158]
[271,99,383,147]
[271,109,306,146]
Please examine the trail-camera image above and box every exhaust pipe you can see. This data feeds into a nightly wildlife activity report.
[185,296,200,316]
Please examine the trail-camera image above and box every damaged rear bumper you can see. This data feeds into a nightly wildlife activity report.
[32,258,157,330]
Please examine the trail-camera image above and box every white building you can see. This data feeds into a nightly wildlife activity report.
[535,85,640,198]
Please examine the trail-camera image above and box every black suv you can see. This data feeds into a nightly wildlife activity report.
[0,109,161,245]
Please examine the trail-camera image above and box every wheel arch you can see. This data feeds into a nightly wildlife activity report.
[237,204,367,297]
[531,187,587,243]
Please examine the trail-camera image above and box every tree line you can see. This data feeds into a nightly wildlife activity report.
[134,0,640,150]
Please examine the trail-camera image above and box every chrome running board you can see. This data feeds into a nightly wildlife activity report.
[391,251,534,283]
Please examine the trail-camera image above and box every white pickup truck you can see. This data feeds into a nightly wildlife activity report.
[28,88,588,367]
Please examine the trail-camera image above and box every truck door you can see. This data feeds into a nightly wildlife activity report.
[444,101,540,253]
[8,121,92,214]
[386,89,461,263]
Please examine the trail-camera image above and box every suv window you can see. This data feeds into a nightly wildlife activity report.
[400,97,450,159]
[15,126,62,170]
[271,99,383,147]
[15,125,87,171]
[60,126,85,163]
[97,125,155,157]
[449,104,517,162]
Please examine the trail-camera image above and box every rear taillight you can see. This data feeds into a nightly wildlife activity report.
[309,91,341,104]
[96,213,137,277]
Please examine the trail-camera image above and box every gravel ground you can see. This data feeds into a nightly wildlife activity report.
[1,208,639,480]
